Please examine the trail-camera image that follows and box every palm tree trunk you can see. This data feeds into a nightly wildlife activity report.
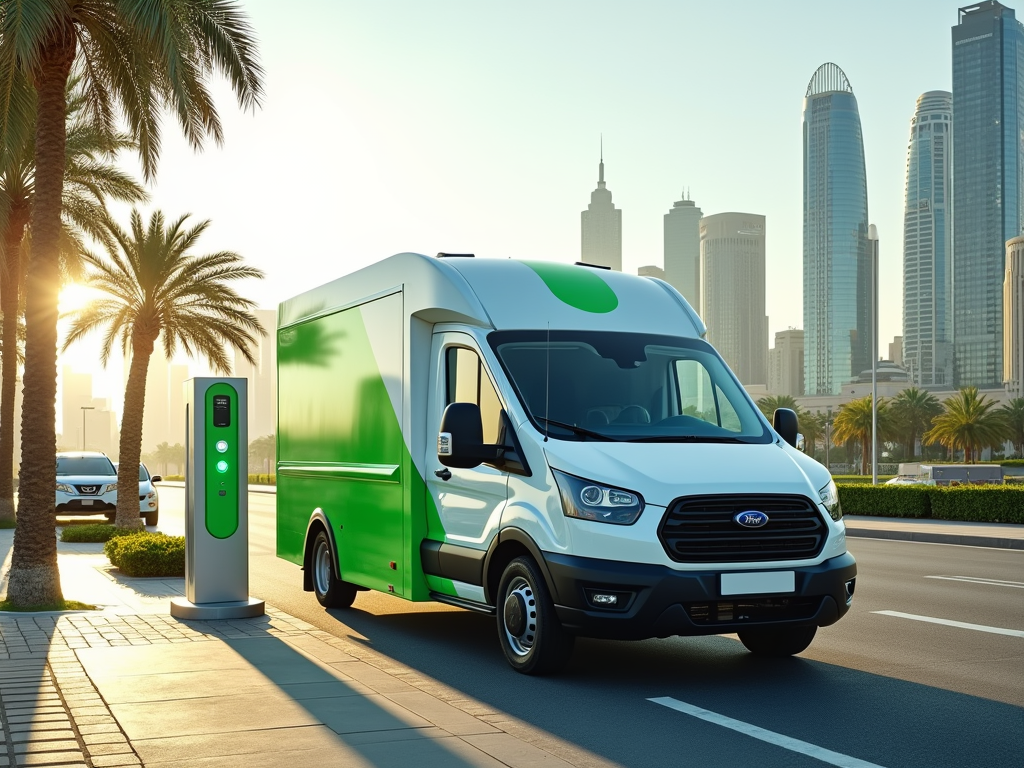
[0,207,27,523]
[115,334,155,528]
[8,34,76,605]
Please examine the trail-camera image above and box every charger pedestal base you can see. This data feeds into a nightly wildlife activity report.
[170,597,265,620]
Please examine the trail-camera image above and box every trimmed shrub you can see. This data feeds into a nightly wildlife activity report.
[104,532,185,577]
[61,524,117,543]
[831,475,896,485]
[930,486,1024,524]
[248,474,276,485]
[837,484,932,518]
[1000,459,1024,468]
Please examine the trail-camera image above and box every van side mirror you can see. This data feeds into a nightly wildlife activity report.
[773,408,799,448]
[437,403,502,468]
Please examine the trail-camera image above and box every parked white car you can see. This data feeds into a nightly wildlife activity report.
[55,452,118,519]
[115,462,162,527]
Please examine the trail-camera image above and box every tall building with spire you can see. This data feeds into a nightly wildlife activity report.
[802,62,870,396]
[581,144,622,271]
[663,191,703,313]
[903,91,953,387]
[952,1,1024,387]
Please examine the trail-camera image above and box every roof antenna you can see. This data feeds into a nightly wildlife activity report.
[544,322,550,443]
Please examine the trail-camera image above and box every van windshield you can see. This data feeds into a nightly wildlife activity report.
[489,331,772,444]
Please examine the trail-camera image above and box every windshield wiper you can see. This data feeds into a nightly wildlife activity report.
[534,416,614,441]
[626,435,747,443]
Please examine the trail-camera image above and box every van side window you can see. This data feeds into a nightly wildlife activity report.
[674,359,741,432]
[446,347,502,444]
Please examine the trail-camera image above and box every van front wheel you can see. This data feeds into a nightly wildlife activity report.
[311,530,356,609]
[496,556,574,675]
[738,625,817,657]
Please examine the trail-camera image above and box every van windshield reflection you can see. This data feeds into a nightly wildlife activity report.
[489,331,772,444]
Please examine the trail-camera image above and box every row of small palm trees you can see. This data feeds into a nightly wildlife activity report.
[0,1,265,608]
[758,389,1024,474]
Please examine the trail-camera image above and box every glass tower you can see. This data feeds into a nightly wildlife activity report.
[952,1,1024,387]
[802,63,871,396]
[903,91,953,387]
[663,193,703,313]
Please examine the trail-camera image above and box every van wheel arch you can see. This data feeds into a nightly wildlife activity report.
[302,511,339,592]
[484,529,557,606]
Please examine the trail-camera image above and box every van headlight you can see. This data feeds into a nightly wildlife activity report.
[819,479,842,521]
[552,470,644,525]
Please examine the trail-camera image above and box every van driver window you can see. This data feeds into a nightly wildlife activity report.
[446,347,502,444]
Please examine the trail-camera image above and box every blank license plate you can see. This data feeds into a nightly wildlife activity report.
[80,499,93,506]
[721,571,795,596]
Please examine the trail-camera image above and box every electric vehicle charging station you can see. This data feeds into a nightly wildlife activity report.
[170,377,265,619]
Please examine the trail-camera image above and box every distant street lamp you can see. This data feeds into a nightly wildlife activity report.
[80,406,95,450]
[869,224,879,486]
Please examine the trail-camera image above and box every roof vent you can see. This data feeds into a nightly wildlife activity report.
[574,261,611,270]
[436,253,475,258]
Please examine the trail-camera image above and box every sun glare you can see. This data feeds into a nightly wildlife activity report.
[59,283,102,314]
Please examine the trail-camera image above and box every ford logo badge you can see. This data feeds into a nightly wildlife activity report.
[734,510,769,528]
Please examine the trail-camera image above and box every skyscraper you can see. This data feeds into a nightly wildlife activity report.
[903,91,953,387]
[803,62,870,396]
[700,213,768,386]
[768,329,805,398]
[663,192,703,313]
[952,1,1024,387]
[580,148,622,271]
[1006,236,1024,398]
[233,309,278,442]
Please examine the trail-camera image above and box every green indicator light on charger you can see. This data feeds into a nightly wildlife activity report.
[216,460,229,473]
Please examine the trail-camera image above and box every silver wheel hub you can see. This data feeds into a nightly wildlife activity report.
[314,541,332,596]
[502,577,537,657]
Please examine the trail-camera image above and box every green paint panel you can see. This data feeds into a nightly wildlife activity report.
[524,261,618,313]
[204,383,239,539]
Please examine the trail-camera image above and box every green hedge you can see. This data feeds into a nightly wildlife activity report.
[61,524,121,543]
[104,532,185,577]
[831,475,896,485]
[837,483,1024,524]
[157,474,276,485]
[837,485,933,518]
[929,486,1024,524]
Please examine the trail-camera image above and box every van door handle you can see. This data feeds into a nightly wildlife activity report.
[434,468,452,481]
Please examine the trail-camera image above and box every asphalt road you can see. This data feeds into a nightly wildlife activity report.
[155,486,1024,768]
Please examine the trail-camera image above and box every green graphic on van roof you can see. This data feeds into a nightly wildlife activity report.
[523,261,618,314]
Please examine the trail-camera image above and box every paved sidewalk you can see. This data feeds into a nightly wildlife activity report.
[0,536,612,768]
[844,515,1024,550]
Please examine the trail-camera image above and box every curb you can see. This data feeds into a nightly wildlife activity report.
[845,527,1024,550]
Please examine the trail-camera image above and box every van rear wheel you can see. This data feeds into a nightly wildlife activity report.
[311,530,357,609]
[496,556,574,675]
[738,625,817,657]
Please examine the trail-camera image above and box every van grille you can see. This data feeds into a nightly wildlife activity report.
[685,597,822,624]
[659,494,825,563]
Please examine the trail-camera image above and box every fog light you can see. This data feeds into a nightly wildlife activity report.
[845,579,856,602]
[591,594,618,606]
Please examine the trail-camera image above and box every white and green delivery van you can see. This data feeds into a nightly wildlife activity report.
[276,253,856,674]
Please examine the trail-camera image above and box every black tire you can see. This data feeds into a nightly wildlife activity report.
[310,530,357,609]
[496,556,574,675]
[739,625,817,657]
[143,510,158,527]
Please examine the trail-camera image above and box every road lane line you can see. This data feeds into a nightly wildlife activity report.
[647,697,887,768]
[873,611,1024,637]
[925,575,1024,589]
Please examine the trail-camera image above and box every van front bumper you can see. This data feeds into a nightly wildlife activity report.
[544,551,857,641]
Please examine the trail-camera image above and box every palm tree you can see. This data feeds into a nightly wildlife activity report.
[888,387,943,460]
[0,77,145,524]
[756,394,801,420]
[1001,398,1024,458]
[63,209,264,527]
[831,395,892,475]
[799,412,824,458]
[923,388,1007,463]
[0,1,262,604]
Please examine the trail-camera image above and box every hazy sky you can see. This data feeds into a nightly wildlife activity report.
[63,0,979,414]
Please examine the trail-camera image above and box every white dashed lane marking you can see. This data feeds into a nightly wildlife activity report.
[925,575,1024,589]
[648,696,888,768]
[873,610,1024,638]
